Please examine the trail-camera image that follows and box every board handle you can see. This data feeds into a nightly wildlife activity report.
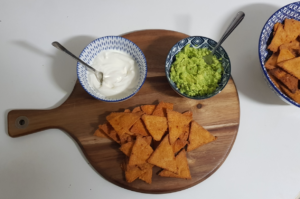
[7,109,62,137]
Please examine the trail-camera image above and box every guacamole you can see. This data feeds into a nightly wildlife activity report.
[170,45,223,97]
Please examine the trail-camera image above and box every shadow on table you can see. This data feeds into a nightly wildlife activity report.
[217,3,288,105]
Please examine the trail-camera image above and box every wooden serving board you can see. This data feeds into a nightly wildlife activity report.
[7,30,240,194]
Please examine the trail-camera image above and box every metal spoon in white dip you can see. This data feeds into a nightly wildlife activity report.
[52,42,103,85]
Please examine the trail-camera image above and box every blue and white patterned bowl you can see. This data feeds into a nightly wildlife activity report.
[259,2,300,107]
[77,36,147,102]
[165,36,231,100]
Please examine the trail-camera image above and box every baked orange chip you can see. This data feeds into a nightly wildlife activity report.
[277,48,295,63]
[106,112,143,137]
[120,141,135,157]
[128,136,153,166]
[132,106,142,113]
[283,19,300,42]
[280,83,300,104]
[125,161,145,183]
[124,109,131,113]
[277,57,300,80]
[173,139,188,154]
[167,109,192,145]
[147,135,178,173]
[93,128,108,138]
[99,123,120,144]
[265,52,279,70]
[268,23,287,52]
[141,105,156,115]
[152,101,174,117]
[269,68,298,93]
[159,149,191,179]
[141,114,168,141]
[130,119,150,137]
[187,121,216,152]
[138,164,153,184]
[120,136,152,157]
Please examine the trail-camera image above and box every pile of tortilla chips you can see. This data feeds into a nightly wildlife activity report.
[94,101,217,184]
[266,19,300,103]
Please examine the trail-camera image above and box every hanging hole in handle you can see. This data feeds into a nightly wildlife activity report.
[15,116,29,129]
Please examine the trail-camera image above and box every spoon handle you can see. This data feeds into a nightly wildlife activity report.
[52,41,96,72]
[212,11,245,54]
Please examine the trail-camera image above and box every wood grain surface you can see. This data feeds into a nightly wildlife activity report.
[7,30,240,193]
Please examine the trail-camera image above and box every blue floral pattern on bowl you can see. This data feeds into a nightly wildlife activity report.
[77,36,147,102]
[259,2,300,107]
[165,36,231,100]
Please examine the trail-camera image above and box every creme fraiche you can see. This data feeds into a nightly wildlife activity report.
[88,50,139,98]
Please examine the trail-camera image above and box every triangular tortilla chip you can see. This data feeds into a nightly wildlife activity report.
[130,119,150,137]
[178,111,192,141]
[273,22,280,33]
[128,136,153,166]
[124,109,131,113]
[187,121,216,151]
[280,40,300,52]
[269,68,298,93]
[147,135,178,173]
[268,23,286,52]
[141,105,156,115]
[277,57,300,80]
[124,159,146,183]
[167,109,192,145]
[283,19,300,42]
[120,133,135,144]
[106,112,143,137]
[138,164,153,184]
[152,101,174,117]
[265,52,279,70]
[142,114,168,141]
[279,83,300,104]
[119,136,152,157]
[159,149,191,179]
[277,48,295,63]
[173,139,188,154]
[268,73,282,92]
[120,141,135,157]
[94,128,108,138]
[132,106,142,113]
[98,123,120,144]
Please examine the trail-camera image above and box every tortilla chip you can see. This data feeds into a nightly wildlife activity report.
[280,40,300,52]
[178,111,192,141]
[93,128,108,138]
[268,73,283,92]
[273,22,280,33]
[128,136,153,166]
[167,109,192,145]
[159,149,191,179]
[283,19,300,43]
[277,57,300,80]
[265,52,279,70]
[106,112,143,137]
[132,106,142,113]
[98,123,120,144]
[120,141,135,156]
[173,139,188,154]
[278,48,295,63]
[269,68,298,93]
[279,83,300,104]
[125,160,145,183]
[142,114,168,141]
[130,119,150,137]
[187,121,216,152]
[124,109,131,113]
[152,101,174,117]
[147,135,178,173]
[138,164,153,184]
[141,105,156,115]
[268,23,286,52]
[120,136,152,157]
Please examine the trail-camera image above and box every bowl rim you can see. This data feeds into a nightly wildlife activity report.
[77,35,147,102]
[258,1,300,108]
[165,35,231,100]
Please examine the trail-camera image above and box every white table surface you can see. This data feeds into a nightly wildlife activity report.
[1,0,300,198]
